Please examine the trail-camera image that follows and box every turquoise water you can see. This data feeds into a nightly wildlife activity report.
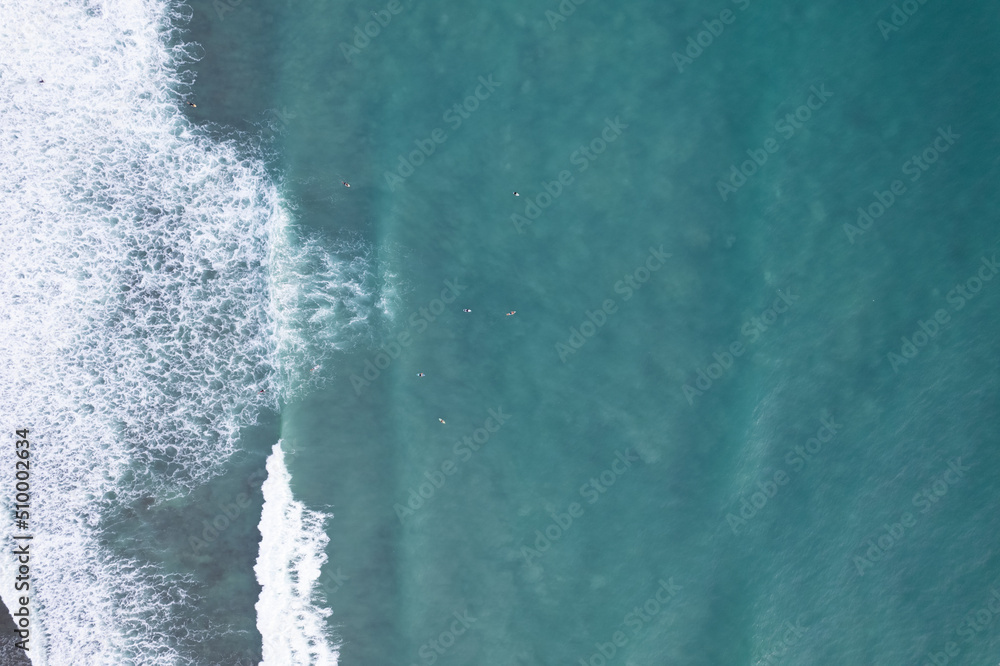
[3,0,1000,663]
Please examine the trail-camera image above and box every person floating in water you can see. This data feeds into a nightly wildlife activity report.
[462,308,472,313]
[506,310,516,316]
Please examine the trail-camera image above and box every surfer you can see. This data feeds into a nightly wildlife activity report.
[187,101,197,107]
[506,310,516,316]
[417,373,425,377]
[462,308,472,313]
[438,418,446,424]
[342,181,351,188]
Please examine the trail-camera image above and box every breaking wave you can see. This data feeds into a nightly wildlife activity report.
[255,442,339,665]
[0,0,363,661]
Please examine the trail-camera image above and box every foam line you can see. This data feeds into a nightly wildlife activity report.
[255,442,339,665]
[0,0,375,660]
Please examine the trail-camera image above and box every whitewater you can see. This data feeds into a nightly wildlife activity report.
[0,0,351,662]
[255,442,338,665]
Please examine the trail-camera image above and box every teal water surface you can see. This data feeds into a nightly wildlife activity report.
[183,0,1000,663]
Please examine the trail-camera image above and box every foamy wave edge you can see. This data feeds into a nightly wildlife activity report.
[255,442,339,665]
[0,0,353,662]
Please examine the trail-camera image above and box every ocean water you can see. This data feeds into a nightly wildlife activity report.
[1,0,999,664]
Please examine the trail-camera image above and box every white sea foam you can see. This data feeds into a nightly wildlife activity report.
[269,231,390,397]
[255,442,339,665]
[0,0,358,662]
